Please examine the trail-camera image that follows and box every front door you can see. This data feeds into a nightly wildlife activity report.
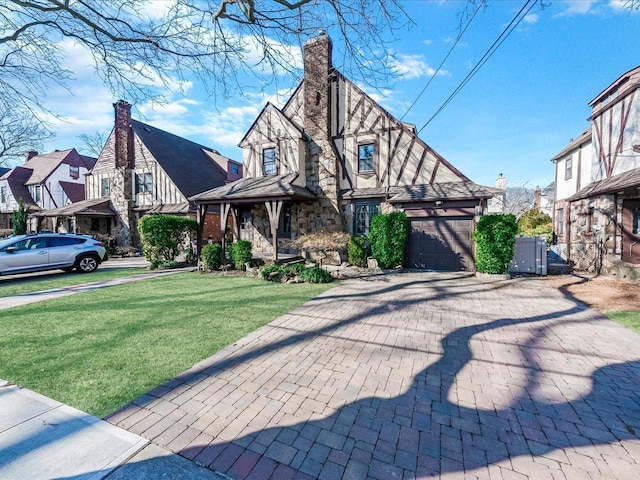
[239,209,254,243]
[622,199,640,263]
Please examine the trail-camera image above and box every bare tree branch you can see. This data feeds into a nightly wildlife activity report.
[0,105,53,166]
[0,0,411,123]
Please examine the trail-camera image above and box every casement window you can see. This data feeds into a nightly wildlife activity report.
[0,186,6,203]
[101,178,110,197]
[358,144,375,173]
[69,165,80,179]
[556,208,564,236]
[135,172,153,194]
[263,148,277,175]
[565,158,573,180]
[354,202,380,235]
[33,185,41,202]
[230,163,240,175]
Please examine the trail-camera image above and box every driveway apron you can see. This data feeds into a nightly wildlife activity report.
[107,272,640,479]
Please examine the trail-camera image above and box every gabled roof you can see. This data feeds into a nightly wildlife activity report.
[131,120,230,198]
[340,181,499,203]
[32,198,115,217]
[59,181,86,203]
[24,148,95,185]
[190,173,316,203]
[551,127,592,162]
[1,167,36,207]
[589,64,640,107]
[567,168,640,202]
[238,102,304,148]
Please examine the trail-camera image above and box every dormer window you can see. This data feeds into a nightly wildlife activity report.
[263,148,277,175]
[230,163,240,175]
[69,165,80,179]
[358,144,375,172]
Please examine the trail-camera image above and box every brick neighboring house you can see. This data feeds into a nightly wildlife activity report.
[40,100,242,248]
[0,149,96,232]
[551,65,640,277]
[192,32,498,271]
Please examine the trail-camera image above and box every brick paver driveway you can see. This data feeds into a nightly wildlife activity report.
[108,272,640,479]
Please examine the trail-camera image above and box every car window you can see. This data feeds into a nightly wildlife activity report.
[48,237,85,247]
[7,238,45,251]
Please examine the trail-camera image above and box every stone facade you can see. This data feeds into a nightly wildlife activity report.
[302,33,343,232]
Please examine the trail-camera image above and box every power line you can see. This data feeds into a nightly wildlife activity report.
[418,0,536,134]
[400,3,482,122]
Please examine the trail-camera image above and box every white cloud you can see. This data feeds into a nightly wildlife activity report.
[523,13,539,24]
[388,53,446,80]
[553,0,599,17]
[609,0,640,12]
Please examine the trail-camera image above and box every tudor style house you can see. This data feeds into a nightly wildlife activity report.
[39,100,242,247]
[192,32,497,271]
[0,149,96,232]
[551,65,640,276]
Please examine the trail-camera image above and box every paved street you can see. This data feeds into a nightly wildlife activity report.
[107,272,640,479]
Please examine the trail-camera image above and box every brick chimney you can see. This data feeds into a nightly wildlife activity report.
[113,100,134,169]
[24,150,38,164]
[303,31,332,142]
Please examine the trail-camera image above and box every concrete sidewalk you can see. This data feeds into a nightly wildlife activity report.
[0,380,226,479]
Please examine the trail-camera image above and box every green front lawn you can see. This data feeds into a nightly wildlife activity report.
[607,311,640,334]
[0,272,333,417]
[0,268,148,297]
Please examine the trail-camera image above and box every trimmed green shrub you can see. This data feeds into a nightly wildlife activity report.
[228,240,252,270]
[138,214,197,266]
[12,200,28,235]
[473,214,519,274]
[299,266,334,283]
[348,235,368,267]
[369,211,407,269]
[201,243,223,270]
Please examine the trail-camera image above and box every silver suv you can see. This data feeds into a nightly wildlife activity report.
[0,233,108,275]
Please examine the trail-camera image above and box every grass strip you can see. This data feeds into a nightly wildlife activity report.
[0,272,333,417]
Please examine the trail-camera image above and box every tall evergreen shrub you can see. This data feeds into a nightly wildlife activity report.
[369,211,407,269]
[348,235,368,267]
[138,214,197,266]
[12,200,28,235]
[473,214,518,274]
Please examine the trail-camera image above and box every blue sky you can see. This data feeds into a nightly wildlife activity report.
[34,0,640,191]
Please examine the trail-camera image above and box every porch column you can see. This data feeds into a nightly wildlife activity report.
[52,216,58,233]
[196,203,209,256]
[265,200,283,261]
[220,202,232,256]
[231,207,240,241]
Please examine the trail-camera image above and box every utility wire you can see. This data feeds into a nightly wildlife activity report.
[418,0,536,134]
[400,3,482,121]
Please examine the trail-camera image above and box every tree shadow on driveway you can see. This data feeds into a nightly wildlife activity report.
[107,273,640,479]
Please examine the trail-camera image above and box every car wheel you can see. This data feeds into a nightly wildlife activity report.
[76,255,99,273]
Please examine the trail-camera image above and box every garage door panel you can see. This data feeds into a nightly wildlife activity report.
[407,217,474,271]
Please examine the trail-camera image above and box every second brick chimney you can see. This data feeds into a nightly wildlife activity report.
[113,100,135,169]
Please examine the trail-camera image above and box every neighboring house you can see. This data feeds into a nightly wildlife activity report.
[487,174,507,214]
[192,32,497,271]
[0,149,96,232]
[49,100,243,247]
[551,65,640,275]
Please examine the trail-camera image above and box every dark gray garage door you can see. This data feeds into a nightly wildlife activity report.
[407,217,474,271]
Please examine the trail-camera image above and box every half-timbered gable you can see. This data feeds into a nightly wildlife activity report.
[552,65,640,277]
[192,32,497,271]
[239,103,306,184]
[81,100,240,247]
